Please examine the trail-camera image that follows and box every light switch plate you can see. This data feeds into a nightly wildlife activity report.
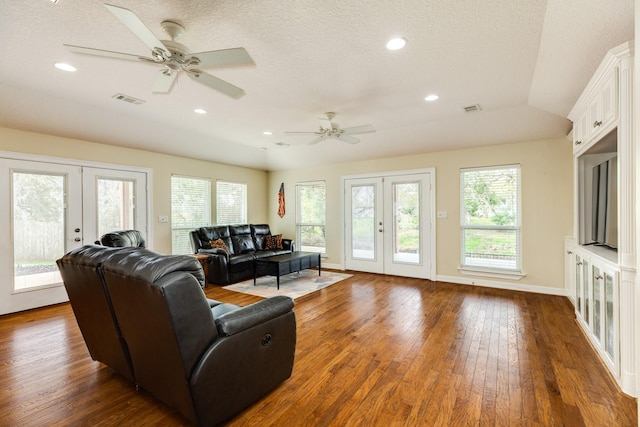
[159,215,169,223]
[437,211,448,219]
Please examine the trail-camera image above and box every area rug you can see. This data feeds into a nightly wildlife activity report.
[223,269,352,300]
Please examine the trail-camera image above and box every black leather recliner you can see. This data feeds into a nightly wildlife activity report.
[57,245,297,426]
[98,229,146,248]
[190,224,294,285]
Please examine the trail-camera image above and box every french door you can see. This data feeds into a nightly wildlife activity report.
[0,158,148,315]
[344,171,434,279]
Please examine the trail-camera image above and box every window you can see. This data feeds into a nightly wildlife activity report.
[296,181,326,254]
[216,181,247,225]
[460,165,521,273]
[171,176,211,255]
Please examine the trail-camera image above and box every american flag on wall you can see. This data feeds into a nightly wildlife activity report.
[277,183,286,218]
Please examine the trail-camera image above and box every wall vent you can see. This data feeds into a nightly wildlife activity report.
[463,104,481,113]
[112,93,145,105]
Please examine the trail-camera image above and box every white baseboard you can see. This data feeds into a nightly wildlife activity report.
[436,274,568,297]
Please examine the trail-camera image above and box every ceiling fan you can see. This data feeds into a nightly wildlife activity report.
[64,4,254,98]
[285,112,375,145]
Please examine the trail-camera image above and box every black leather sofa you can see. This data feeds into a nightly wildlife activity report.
[190,224,294,285]
[57,245,296,426]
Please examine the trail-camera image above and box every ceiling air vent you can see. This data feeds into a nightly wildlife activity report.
[112,93,145,105]
[463,104,481,113]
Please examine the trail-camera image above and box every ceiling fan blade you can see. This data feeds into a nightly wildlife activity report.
[342,125,375,135]
[309,136,326,145]
[285,131,322,135]
[319,118,332,131]
[186,70,245,98]
[192,47,255,68]
[104,4,170,57]
[152,70,178,93]
[65,44,155,62]
[337,134,361,144]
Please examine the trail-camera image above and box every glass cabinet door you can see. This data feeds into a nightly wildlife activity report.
[604,269,617,363]
[575,254,583,315]
[582,258,590,325]
[592,266,602,342]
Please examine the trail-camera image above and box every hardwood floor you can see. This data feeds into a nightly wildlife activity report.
[0,272,636,426]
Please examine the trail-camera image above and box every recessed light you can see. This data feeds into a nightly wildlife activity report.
[386,37,407,51]
[194,108,207,114]
[54,62,76,72]
[425,94,439,102]
[275,142,290,147]
[263,131,273,135]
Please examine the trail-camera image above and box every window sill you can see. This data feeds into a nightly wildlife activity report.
[458,266,526,281]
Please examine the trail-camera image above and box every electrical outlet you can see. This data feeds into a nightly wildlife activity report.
[158,215,169,223]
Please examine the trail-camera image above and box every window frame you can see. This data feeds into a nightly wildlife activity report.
[216,180,247,225]
[296,181,327,255]
[170,175,211,255]
[459,164,523,278]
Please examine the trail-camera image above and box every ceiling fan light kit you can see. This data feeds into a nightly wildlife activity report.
[64,4,254,98]
[285,112,376,145]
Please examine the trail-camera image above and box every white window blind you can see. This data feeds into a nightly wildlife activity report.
[171,176,211,254]
[296,181,326,254]
[460,165,521,272]
[216,181,247,225]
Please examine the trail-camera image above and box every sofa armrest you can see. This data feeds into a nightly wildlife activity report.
[215,296,294,336]
[198,248,228,257]
[282,239,295,252]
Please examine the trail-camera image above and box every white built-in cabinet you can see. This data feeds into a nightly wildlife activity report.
[565,241,620,375]
[565,41,635,396]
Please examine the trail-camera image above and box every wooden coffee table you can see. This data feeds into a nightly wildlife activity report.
[254,252,321,289]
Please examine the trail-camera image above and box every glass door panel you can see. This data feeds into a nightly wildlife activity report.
[0,159,82,315]
[391,181,420,264]
[97,177,135,236]
[12,172,66,291]
[351,184,376,260]
[82,168,147,246]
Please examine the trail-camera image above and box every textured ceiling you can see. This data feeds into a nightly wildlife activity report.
[0,0,634,171]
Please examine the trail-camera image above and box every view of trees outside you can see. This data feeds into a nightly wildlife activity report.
[393,182,420,256]
[216,181,247,225]
[351,185,375,258]
[461,166,520,270]
[97,178,135,237]
[13,172,65,276]
[171,176,210,254]
[297,183,326,253]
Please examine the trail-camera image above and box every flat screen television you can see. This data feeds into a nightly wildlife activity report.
[590,156,617,250]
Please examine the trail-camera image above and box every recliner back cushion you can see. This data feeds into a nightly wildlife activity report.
[229,225,255,254]
[197,226,233,254]
[100,230,146,248]
[251,224,271,250]
[231,235,255,253]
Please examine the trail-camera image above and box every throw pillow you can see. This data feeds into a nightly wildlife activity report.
[209,239,230,255]
[265,234,283,250]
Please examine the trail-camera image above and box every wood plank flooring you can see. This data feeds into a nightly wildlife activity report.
[0,272,636,426]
